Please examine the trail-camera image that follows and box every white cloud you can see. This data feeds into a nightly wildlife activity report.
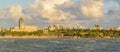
[0,5,31,20]
[80,0,104,18]
[1,0,120,28]
[28,0,75,22]
[9,5,23,18]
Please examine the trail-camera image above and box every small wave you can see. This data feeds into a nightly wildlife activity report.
[89,40,97,42]
[49,40,63,44]
[3,40,7,42]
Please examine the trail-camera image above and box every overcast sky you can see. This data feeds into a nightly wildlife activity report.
[0,0,120,28]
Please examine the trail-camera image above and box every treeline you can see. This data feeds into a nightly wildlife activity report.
[0,29,120,38]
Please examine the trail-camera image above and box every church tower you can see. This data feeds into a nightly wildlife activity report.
[19,17,25,30]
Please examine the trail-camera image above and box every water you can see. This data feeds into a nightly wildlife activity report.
[0,38,120,52]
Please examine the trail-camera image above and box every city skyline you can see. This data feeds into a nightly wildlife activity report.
[0,0,120,28]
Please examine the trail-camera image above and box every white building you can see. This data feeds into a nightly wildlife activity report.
[90,24,102,30]
[113,27,120,31]
[80,26,86,30]
[47,25,64,31]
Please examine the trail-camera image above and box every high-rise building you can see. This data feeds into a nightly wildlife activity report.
[11,17,39,32]
[19,17,25,30]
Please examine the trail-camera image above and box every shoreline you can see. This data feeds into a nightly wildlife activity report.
[0,35,81,38]
[0,36,115,38]
[0,37,78,39]
[0,36,58,38]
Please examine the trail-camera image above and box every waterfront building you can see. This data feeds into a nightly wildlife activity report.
[43,24,64,33]
[73,24,79,29]
[48,25,57,31]
[11,17,39,32]
[80,26,86,30]
[47,25,64,31]
[106,27,112,30]
[43,29,49,34]
[68,24,79,30]
[90,24,102,30]
[113,27,120,31]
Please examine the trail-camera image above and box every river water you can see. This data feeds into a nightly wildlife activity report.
[0,38,120,52]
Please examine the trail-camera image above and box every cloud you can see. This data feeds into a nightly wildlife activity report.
[0,5,31,20]
[28,0,75,22]
[106,8,120,20]
[114,0,120,4]
[80,0,104,18]
[1,0,120,28]
[9,5,23,18]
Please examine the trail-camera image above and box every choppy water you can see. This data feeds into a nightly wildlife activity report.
[0,38,120,52]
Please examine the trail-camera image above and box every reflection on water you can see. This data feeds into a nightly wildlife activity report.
[0,38,120,52]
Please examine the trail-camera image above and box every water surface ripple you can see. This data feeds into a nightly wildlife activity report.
[0,38,120,52]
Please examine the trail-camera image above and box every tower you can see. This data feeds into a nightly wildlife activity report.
[19,17,25,30]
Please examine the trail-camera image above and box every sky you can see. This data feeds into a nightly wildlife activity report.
[0,0,34,9]
[0,0,120,28]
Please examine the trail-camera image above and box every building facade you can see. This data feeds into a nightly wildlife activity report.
[90,24,102,30]
[11,17,39,32]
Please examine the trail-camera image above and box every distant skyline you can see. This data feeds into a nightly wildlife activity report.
[0,0,120,28]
